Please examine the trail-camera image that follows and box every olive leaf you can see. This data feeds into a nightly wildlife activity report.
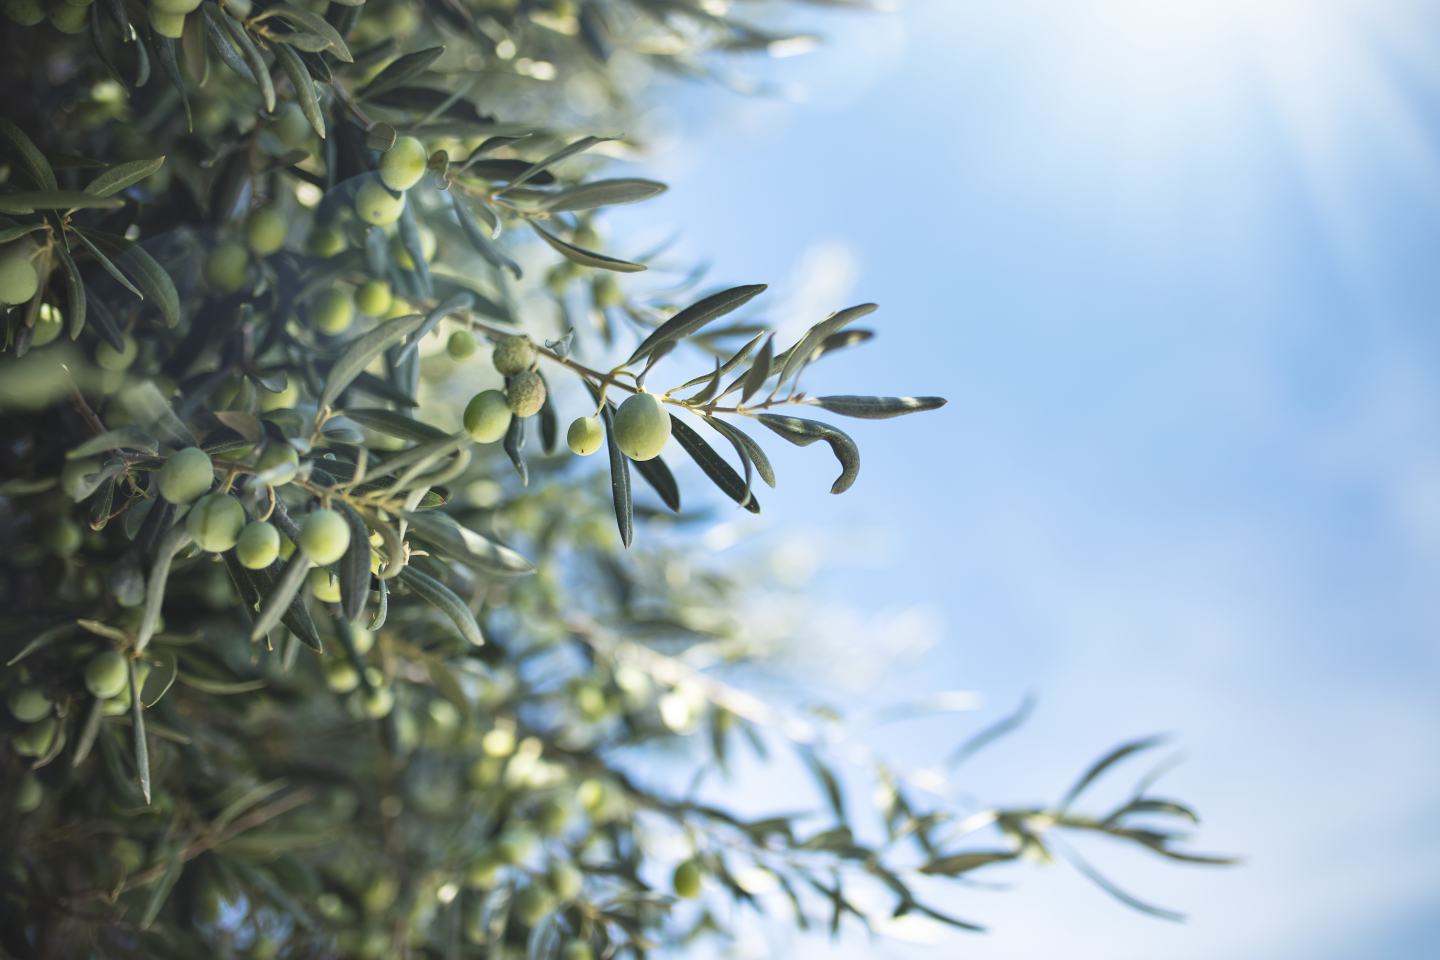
[404,511,535,576]
[542,178,667,212]
[632,453,681,512]
[0,119,57,191]
[601,401,633,548]
[253,4,354,62]
[0,191,123,214]
[358,45,445,99]
[319,312,427,409]
[84,156,166,198]
[497,134,613,195]
[336,502,373,623]
[670,415,760,513]
[398,566,484,646]
[272,43,326,140]
[754,414,859,494]
[451,192,522,279]
[628,284,767,366]
[810,395,947,420]
[529,221,646,273]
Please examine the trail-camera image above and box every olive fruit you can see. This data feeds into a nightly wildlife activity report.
[593,274,622,308]
[151,0,201,13]
[45,517,83,557]
[307,224,346,257]
[545,862,582,902]
[361,685,394,718]
[13,717,58,757]
[245,207,287,256]
[308,568,343,602]
[463,390,512,443]
[447,329,477,360]
[566,416,603,456]
[187,493,245,552]
[560,942,594,960]
[273,102,312,152]
[464,855,502,890]
[158,447,213,504]
[299,508,351,565]
[96,334,138,372]
[536,797,571,837]
[203,241,249,293]
[31,304,63,346]
[49,2,88,33]
[491,334,535,376]
[379,136,428,192]
[236,521,280,569]
[310,288,354,335]
[16,773,42,814]
[354,279,392,316]
[326,660,360,694]
[496,828,536,865]
[354,178,404,226]
[612,392,671,461]
[512,885,552,927]
[671,859,703,899]
[3,0,45,27]
[255,443,299,484]
[361,875,398,914]
[8,687,51,723]
[85,650,129,699]
[257,381,299,413]
[505,370,546,418]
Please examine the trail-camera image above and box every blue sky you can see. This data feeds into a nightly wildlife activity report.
[600,1,1440,957]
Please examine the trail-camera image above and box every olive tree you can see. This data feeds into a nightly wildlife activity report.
[0,1,1232,957]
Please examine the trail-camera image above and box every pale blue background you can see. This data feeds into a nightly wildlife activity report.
[605,1,1440,957]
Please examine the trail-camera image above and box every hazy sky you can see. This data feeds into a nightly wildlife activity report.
[612,1,1440,957]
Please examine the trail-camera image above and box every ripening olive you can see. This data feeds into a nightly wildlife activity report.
[85,650,129,699]
[505,370,546,418]
[245,207,287,256]
[463,390,511,443]
[203,241,249,293]
[566,416,603,456]
[8,687,51,723]
[158,447,214,504]
[354,178,405,226]
[612,392,671,461]
[187,493,245,553]
[380,136,428,192]
[354,279,392,317]
[491,334,535,376]
[255,443,299,484]
[235,521,280,569]
[299,509,351,565]
[672,859,703,899]
[310,288,354,335]
[447,329,477,360]
[308,568,342,603]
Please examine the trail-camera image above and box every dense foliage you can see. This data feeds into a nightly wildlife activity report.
[0,1,1232,957]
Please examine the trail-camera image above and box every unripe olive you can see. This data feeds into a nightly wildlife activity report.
[464,854,502,890]
[273,102,312,152]
[255,443,299,484]
[149,10,185,39]
[61,459,100,501]
[447,329,477,360]
[491,334,535,376]
[49,2,87,33]
[354,178,404,226]
[151,0,201,13]
[592,274,622,308]
[390,224,436,269]
[203,241,249,293]
[31,304,64,346]
[187,493,245,553]
[257,381,299,413]
[573,681,608,722]
[612,392,671,461]
[299,508,351,565]
[245,207,287,256]
[513,885,552,927]
[361,685,394,718]
[8,687,51,723]
[44,517,83,557]
[13,716,58,757]
[307,224,346,257]
[96,334,138,372]
[361,874,398,914]
[566,416,603,456]
[16,773,42,814]
[308,568,342,602]
[481,725,515,758]
[3,0,45,27]
[310,288,354,336]
[379,136,428,192]
[536,797,571,836]
[463,390,511,443]
[85,650,129,699]
[573,225,600,250]
[236,521,280,569]
[672,859,703,899]
[560,942,594,960]
[158,447,214,504]
[354,279,392,317]
[545,862,582,902]
[505,370,546,418]
[496,827,536,865]
[326,659,360,693]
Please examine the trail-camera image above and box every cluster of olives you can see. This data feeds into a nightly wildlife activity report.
[354,135,429,227]
[462,335,547,443]
[2,0,97,34]
[203,205,289,295]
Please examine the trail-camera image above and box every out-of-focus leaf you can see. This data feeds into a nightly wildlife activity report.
[0,118,57,191]
[1060,734,1170,812]
[404,511,534,575]
[530,221,646,273]
[319,313,426,409]
[359,45,445,99]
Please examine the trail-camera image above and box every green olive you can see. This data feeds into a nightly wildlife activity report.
[512,885,552,927]
[379,136,428,192]
[354,178,405,226]
[150,0,201,13]
[235,521,280,569]
[560,942,594,960]
[8,687,51,723]
[308,567,342,603]
[354,279,393,316]
[592,274,622,308]
[186,492,245,553]
[150,12,185,43]
[310,288,355,336]
[463,389,512,443]
[505,370,546,418]
[545,861,582,902]
[573,681,608,721]
[255,443,299,484]
[3,0,45,27]
[326,659,360,694]
[273,102,312,152]
[85,649,129,699]
[536,797,571,837]
[361,685,394,718]
[203,241,249,293]
[307,224,346,257]
[44,517,83,558]
[491,334,535,376]
[96,334,138,372]
[16,773,43,813]
[157,447,214,504]
[496,827,536,865]
[361,874,398,914]
[30,303,64,346]
[245,207,287,256]
[13,716,58,757]
[612,392,671,461]
[257,381,299,413]
[464,854,502,890]
[672,859,703,899]
[299,508,351,565]
[447,329,477,360]
[566,416,603,456]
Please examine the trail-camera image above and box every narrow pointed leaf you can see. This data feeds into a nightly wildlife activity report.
[601,402,632,547]
[497,135,611,195]
[632,454,681,512]
[755,414,859,494]
[812,395,947,420]
[84,156,166,198]
[628,284,767,366]
[398,566,484,646]
[542,178,667,212]
[320,312,426,409]
[530,221,646,273]
[670,415,760,513]
[359,46,446,99]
